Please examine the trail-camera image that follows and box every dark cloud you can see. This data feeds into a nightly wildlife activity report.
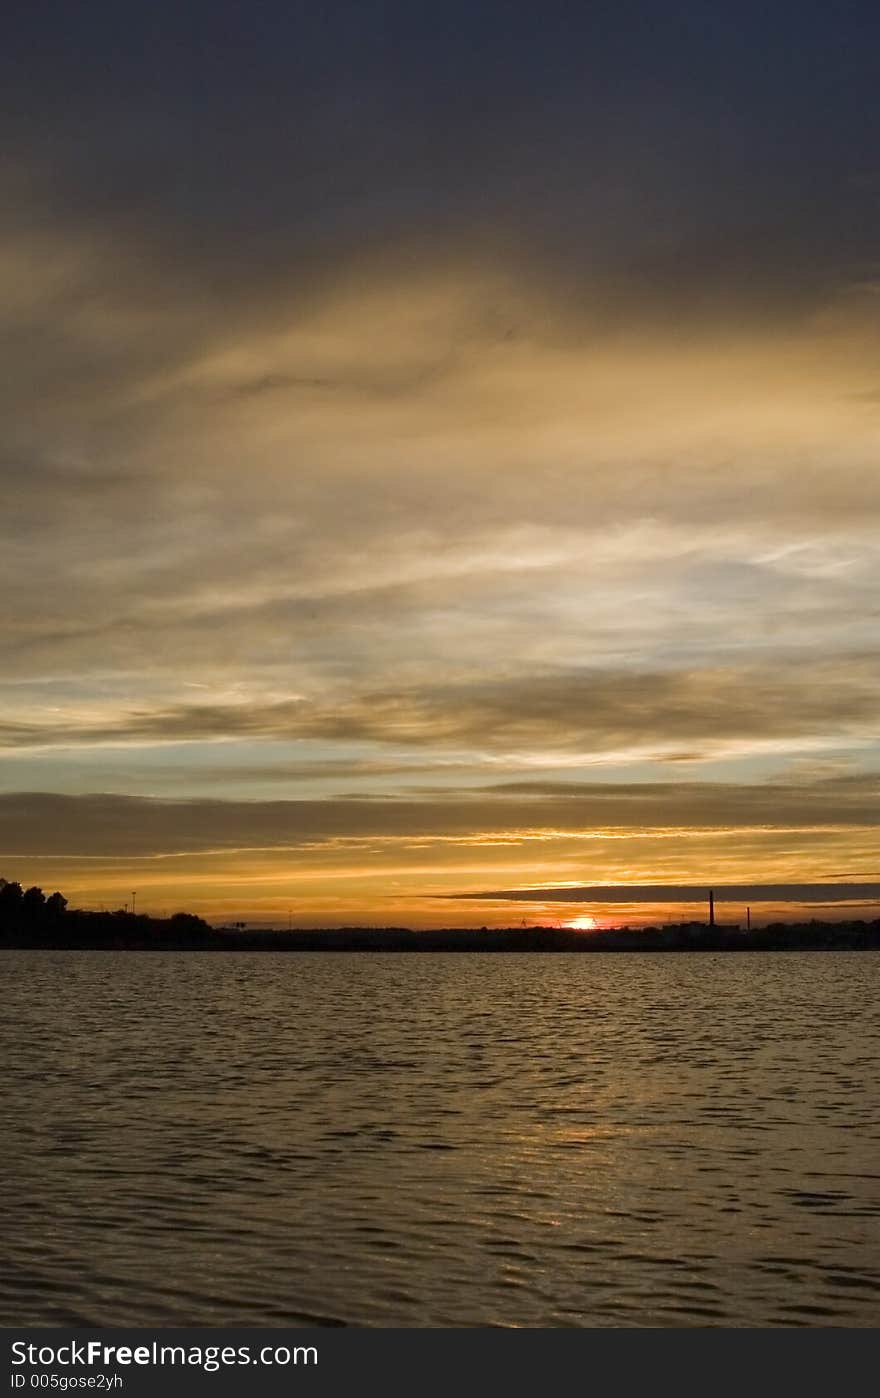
[454,882,880,904]
[0,772,878,859]
[2,659,877,754]
[4,2,880,320]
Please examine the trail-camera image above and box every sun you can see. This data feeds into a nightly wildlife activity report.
[565,915,598,930]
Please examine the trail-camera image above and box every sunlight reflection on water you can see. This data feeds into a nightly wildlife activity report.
[1,950,878,1327]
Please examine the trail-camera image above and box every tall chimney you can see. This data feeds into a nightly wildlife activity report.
[709,889,715,927]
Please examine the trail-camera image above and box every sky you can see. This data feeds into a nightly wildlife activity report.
[1,1,879,927]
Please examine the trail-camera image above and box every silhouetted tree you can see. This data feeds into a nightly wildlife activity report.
[0,879,23,915]
[169,911,211,939]
[22,886,46,918]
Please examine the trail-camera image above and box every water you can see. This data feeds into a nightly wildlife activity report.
[1,950,878,1327]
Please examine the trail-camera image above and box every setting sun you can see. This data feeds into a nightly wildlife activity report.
[566,915,599,931]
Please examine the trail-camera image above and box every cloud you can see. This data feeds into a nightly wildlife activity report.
[452,882,880,904]
[1,658,877,759]
[1,771,878,859]
[6,3,880,325]
[2,189,880,717]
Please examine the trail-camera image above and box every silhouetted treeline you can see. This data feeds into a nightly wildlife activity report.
[2,876,879,950]
[209,920,880,952]
[0,878,211,948]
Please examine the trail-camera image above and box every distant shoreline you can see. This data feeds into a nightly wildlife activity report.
[3,919,880,953]
[5,880,880,952]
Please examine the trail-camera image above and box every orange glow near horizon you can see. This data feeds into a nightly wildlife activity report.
[565,915,599,930]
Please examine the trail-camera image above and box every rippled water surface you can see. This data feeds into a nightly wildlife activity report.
[2,951,878,1327]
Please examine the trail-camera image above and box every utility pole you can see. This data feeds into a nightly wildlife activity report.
[132,891,137,917]
[708,889,715,928]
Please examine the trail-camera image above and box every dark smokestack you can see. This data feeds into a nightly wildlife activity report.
[709,889,715,927]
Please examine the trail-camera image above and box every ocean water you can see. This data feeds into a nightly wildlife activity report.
[1,950,878,1327]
